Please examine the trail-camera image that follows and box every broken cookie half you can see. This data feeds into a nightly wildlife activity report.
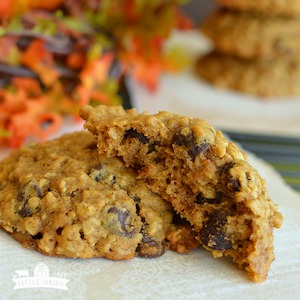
[80,104,283,282]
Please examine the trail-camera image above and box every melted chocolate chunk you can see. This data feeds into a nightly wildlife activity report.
[108,207,136,238]
[200,210,232,250]
[218,162,235,174]
[172,132,192,147]
[172,132,209,160]
[142,235,160,247]
[229,179,241,192]
[17,181,42,202]
[32,232,43,240]
[86,142,98,151]
[135,203,140,215]
[133,196,141,203]
[147,143,156,154]
[133,196,141,214]
[89,165,103,182]
[18,207,32,218]
[188,143,210,161]
[17,181,42,218]
[80,230,85,239]
[56,227,63,235]
[137,227,165,258]
[218,162,241,192]
[196,192,222,205]
[124,129,149,144]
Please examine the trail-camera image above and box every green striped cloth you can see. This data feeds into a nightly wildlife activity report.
[224,131,300,194]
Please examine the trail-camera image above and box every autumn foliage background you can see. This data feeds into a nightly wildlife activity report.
[0,0,192,147]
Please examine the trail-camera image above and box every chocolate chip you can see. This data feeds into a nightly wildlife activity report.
[137,227,165,258]
[172,132,192,147]
[142,235,160,247]
[188,143,210,160]
[86,142,98,151]
[132,196,141,214]
[172,132,209,160]
[17,181,42,202]
[218,162,241,192]
[135,203,140,215]
[80,230,85,239]
[124,129,149,144]
[89,165,103,182]
[107,207,136,238]
[56,227,63,235]
[18,207,32,218]
[147,143,156,154]
[229,179,241,192]
[32,232,43,240]
[218,162,235,174]
[200,210,232,250]
[154,157,163,164]
[17,181,42,218]
[133,196,140,203]
[196,192,222,205]
[89,165,117,185]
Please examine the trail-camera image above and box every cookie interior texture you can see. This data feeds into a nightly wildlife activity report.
[80,104,283,282]
[0,131,199,260]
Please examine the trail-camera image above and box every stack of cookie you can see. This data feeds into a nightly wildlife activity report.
[196,0,300,98]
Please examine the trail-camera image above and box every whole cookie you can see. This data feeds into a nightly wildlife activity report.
[80,105,283,282]
[195,51,300,98]
[217,0,300,16]
[0,131,198,259]
[201,9,300,60]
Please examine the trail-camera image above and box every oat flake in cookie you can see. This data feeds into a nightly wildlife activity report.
[80,105,283,282]
[0,131,198,260]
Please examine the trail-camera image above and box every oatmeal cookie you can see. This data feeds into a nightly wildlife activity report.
[201,9,300,60]
[0,131,198,260]
[195,51,300,98]
[216,0,300,16]
[80,105,283,282]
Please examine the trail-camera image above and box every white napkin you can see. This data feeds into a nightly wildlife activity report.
[0,125,300,299]
[0,150,299,300]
